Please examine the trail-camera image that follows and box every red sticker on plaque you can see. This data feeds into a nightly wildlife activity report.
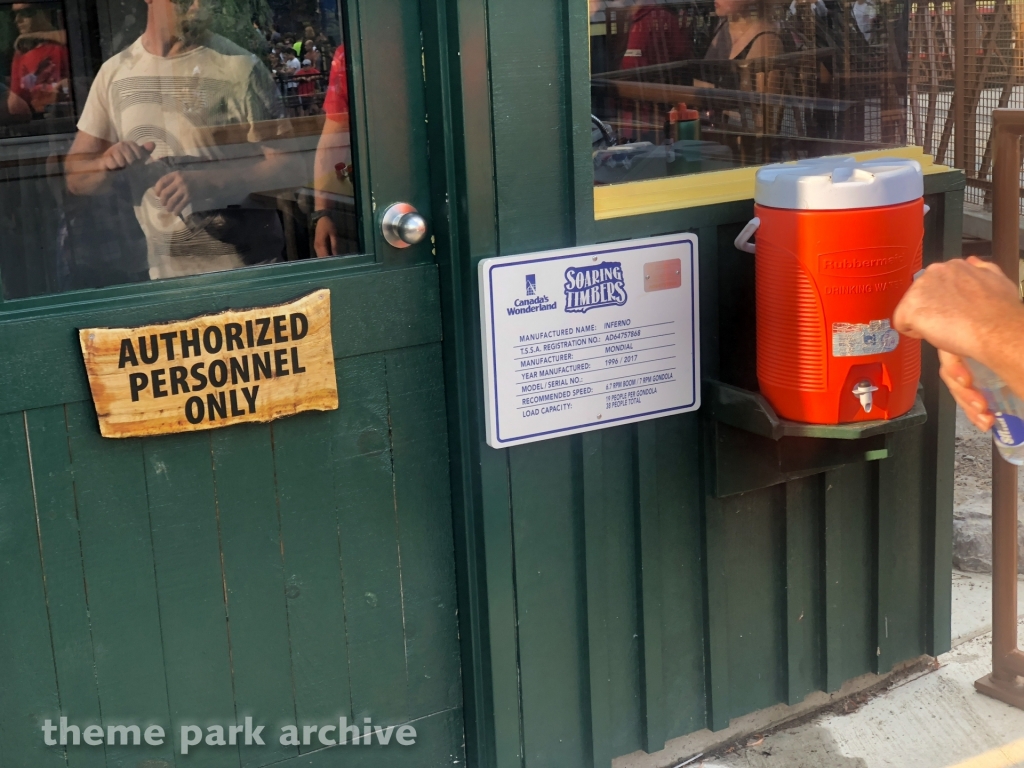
[644,258,682,292]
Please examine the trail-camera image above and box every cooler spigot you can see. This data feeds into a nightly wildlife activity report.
[852,380,879,414]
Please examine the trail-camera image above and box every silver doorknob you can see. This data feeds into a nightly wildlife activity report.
[381,203,427,249]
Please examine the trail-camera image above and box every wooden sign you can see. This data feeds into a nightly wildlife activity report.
[79,290,338,439]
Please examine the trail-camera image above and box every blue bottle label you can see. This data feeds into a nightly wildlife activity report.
[993,412,1024,447]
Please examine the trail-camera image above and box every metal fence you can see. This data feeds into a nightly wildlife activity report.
[272,72,331,118]
[909,0,1024,211]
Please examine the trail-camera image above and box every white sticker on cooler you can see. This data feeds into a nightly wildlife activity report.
[831,320,900,358]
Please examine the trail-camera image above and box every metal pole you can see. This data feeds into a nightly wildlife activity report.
[953,0,966,170]
[975,108,1024,708]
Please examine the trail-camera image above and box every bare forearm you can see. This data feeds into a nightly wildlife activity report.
[6,90,29,119]
[314,121,350,210]
[313,137,333,210]
[976,305,1024,398]
[65,156,112,195]
[191,149,298,207]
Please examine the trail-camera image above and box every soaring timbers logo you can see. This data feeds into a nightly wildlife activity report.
[563,261,628,314]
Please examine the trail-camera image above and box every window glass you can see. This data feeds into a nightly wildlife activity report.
[0,0,357,299]
[590,0,910,186]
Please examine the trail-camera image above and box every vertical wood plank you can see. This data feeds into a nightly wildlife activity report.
[588,426,642,761]
[0,411,64,767]
[331,354,407,722]
[699,226,721,382]
[927,374,957,657]
[562,0,596,246]
[143,431,239,768]
[385,345,462,715]
[877,429,928,673]
[658,414,708,738]
[509,437,589,768]
[824,463,878,690]
[635,421,665,753]
[423,0,502,758]
[357,0,432,263]
[693,220,728,732]
[26,405,107,768]
[926,187,962,656]
[263,705,465,768]
[211,423,298,767]
[824,469,845,694]
[702,489,731,731]
[785,476,825,705]
[720,485,788,719]
[272,405,354,737]
[582,431,612,768]
[64,400,175,767]
[488,0,573,253]
[478,446,525,768]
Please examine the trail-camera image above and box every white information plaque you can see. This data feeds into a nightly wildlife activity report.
[479,233,700,448]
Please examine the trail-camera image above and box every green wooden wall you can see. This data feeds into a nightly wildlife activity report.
[427,1,962,767]
[0,0,964,765]
[0,264,465,768]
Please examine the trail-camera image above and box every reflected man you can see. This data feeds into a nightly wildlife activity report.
[65,0,292,279]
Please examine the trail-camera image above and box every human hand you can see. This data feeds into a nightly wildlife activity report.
[314,215,338,257]
[153,170,197,216]
[938,350,995,432]
[893,256,1022,366]
[102,141,155,171]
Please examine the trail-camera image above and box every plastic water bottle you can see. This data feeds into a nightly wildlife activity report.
[965,359,1024,465]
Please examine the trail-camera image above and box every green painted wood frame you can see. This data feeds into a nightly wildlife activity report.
[0,1,469,766]
[427,1,963,767]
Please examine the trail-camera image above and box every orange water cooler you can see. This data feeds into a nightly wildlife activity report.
[734,158,925,424]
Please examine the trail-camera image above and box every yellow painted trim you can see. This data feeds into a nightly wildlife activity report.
[594,146,951,221]
[944,737,1024,768]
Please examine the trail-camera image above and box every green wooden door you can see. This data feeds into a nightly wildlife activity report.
[0,1,464,767]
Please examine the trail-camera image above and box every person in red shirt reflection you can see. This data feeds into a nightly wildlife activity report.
[312,43,350,257]
[620,4,691,71]
[7,2,70,118]
[618,5,691,143]
[294,58,320,115]
[320,43,348,128]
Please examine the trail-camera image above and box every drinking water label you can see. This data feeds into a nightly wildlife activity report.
[992,412,1024,447]
[832,320,900,357]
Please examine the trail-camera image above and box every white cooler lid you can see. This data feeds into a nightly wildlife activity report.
[754,157,924,210]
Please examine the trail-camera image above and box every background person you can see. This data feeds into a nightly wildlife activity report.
[704,0,783,63]
[307,43,321,70]
[699,0,784,140]
[312,42,350,257]
[295,57,319,115]
[894,256,1024,431]
[7,2,70,119]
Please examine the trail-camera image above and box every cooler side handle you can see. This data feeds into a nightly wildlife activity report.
[734,217,760,254]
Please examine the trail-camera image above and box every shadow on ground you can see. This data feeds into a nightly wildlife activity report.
[709,725,868,767]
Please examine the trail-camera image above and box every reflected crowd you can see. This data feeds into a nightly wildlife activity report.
[590,0,910,184]
[0,0,356,299]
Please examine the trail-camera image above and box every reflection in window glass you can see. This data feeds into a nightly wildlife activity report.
[0,0,356,299]
[590,0,910,185]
